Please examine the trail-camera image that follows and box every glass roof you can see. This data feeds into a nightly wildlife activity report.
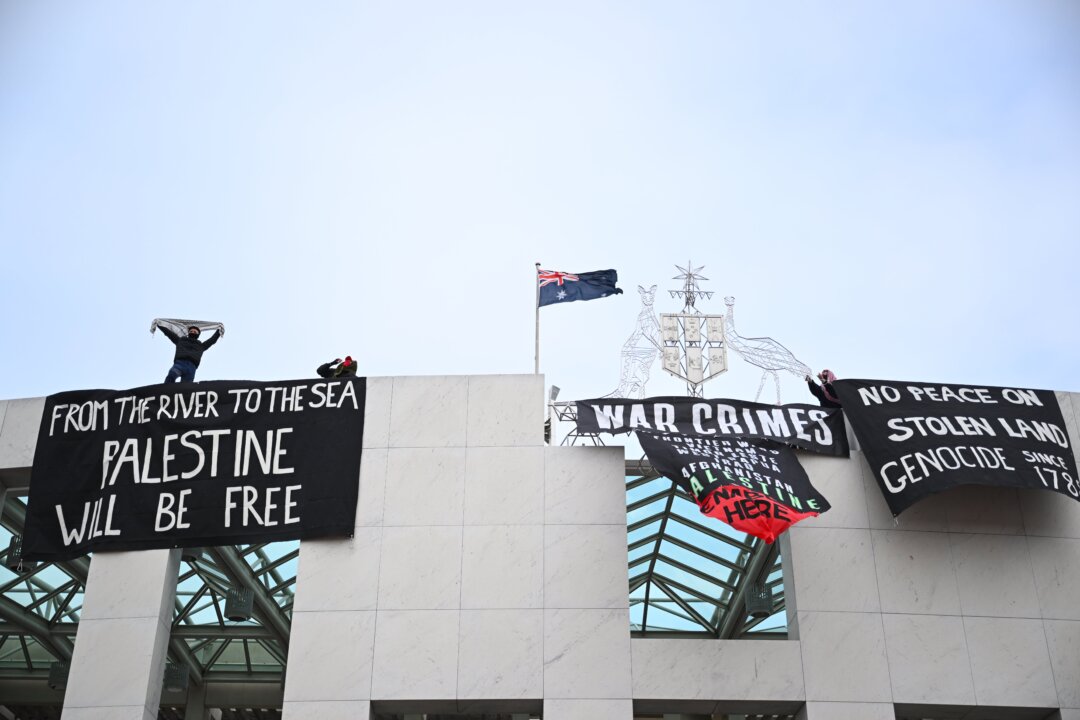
[170,540,297,682]
[627,463,787,637]
[0,493,298,690]
[0,495,84,674]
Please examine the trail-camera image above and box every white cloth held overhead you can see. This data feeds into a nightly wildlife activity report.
[150,318,225,337]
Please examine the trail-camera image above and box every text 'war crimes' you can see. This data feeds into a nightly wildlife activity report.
[590,401,834,445]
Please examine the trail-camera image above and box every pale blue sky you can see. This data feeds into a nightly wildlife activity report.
[1,1,1078,404]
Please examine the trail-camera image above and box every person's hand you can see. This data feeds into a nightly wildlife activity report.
[332,358,342,364]
[805,375,812,382]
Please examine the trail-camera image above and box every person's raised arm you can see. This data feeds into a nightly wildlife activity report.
[316,359,340,378]
[201,330,221,350]
[158,324,180,344]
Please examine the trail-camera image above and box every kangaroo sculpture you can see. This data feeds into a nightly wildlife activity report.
[723,295,812,404]
[604,285,660,399]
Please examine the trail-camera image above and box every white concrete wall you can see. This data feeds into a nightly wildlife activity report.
[62,549,181,720]
[0,396,45,469]
[781,390,1080,719]
[3,379,1079,719]
[630,638,804,716]
[283,374,633,720]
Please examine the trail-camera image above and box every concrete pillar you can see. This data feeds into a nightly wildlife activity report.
[784,452,894,715]
[62,548,180,720]
[184,681,210,720]
[281,379,392,720]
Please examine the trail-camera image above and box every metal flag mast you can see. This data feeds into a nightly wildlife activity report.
[537,261,606,445]
[534,262,541,374]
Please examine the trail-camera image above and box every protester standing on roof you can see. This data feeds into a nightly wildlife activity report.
[806,369,842,408]
[153,319,224,383]
[317,356,357,378]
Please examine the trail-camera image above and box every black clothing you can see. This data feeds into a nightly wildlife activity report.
[317,360,358,379]
[807,379,842,409]
[159,326,221,368]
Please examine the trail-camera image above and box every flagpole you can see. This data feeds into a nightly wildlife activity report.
[534,262,541,374]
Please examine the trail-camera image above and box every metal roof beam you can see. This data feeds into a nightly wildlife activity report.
[666,512,754,552]
[627,487,675,514]
[638,478,677,632]
[0,596,71,660]
[658,533,743,574]
[1,500,90,585]
[174,625,278,640]
[625,459,656,476]
[651,552,738,593]
[167,633,204,686]
[650,577,717,633]
[627,511,668,534]
[647,573,724,607]
[717,540,780,638]
[206,547,290,650]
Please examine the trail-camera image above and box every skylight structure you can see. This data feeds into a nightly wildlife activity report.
[627,461,786,637]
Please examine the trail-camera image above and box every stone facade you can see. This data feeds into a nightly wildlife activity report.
[0,376,1077,719]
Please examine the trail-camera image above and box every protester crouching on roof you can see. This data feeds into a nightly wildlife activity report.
[806,369,842,408]
[317,356,357,378]
[158,324,222,383]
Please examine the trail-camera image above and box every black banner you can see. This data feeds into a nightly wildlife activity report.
[576,397,848,456]
[833,379,1080,515]
[638,431,830,543]
[24,378,366,560]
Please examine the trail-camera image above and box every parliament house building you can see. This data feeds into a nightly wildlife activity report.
[0,374,1077,720]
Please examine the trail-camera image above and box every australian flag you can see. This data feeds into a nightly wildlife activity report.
[538,268,623,307]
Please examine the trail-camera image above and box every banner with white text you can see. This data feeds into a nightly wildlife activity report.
[833,379,1079,515]
[23,378,366,560]
[638,431,830,543]
[575,397,848,456]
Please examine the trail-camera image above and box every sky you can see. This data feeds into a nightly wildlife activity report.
[1,1,1079,416]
